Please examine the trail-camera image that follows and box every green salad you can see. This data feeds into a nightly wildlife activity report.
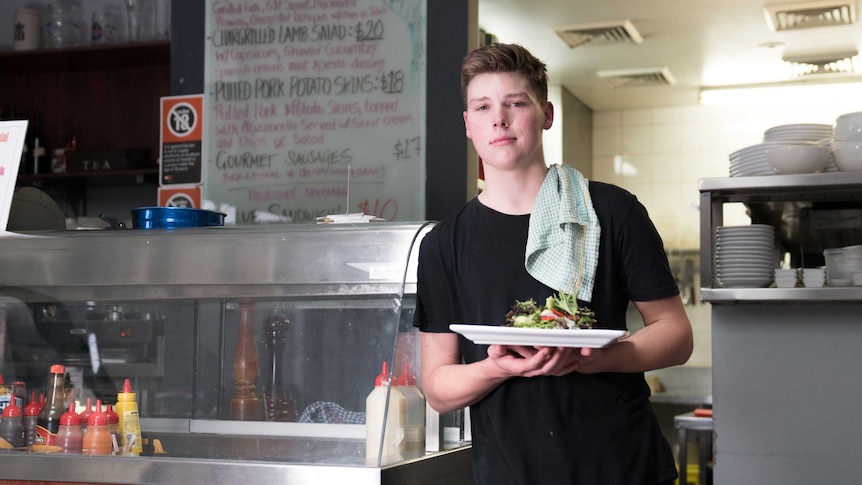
[503,292,596,329]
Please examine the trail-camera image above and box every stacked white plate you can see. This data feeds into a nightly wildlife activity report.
[714,225,775,288]
[763,123,833,142]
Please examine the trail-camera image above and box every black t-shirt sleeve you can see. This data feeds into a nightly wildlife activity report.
[413,229,454,333]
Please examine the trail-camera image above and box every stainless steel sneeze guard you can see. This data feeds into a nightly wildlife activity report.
[0,222,474,485]
[0,223,428,302]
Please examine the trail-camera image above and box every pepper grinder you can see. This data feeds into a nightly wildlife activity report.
[262,304,297,422]
[231,301,261,420]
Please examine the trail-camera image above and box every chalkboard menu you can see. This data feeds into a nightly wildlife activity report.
[204,0,426,224]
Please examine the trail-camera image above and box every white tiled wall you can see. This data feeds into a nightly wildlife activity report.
[593,99,862,367]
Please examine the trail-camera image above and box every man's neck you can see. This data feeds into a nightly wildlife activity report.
[478,162,549,215]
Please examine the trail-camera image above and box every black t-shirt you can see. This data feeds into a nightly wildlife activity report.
[414,181,680,485]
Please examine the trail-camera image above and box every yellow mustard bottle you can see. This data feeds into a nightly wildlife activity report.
[115,379,142,454]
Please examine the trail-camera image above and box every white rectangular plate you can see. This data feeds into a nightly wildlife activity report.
[449,324,626,348]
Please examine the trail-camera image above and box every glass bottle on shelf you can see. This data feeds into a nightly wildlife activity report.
[29,113,46,175]
[35,364,67,446]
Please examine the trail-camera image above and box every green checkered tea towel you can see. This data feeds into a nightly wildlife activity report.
[526,164,601,302]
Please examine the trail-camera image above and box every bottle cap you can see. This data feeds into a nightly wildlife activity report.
[0,374,5,385]
[121,378,133,394]
[78,397,94,423]
[49,364,65,374]
[396,361,417,386]
[1,401,21,418]
[60,402,79,426]
[374,361,391,386]
[87,400,108,427]
[24,391,40,416]
[105,404,119,425]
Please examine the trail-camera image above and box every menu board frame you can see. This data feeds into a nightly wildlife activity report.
[203,0,427,224]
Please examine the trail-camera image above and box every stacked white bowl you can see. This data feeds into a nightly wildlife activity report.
[728,124,834,177]
[773,268,799,288]
[802,268,826,288]
[713,225,775,288]
[831,112,862,171]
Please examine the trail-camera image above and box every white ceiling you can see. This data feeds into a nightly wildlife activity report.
[478,0,862,110]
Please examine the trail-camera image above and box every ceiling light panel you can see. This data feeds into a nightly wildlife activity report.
[764,0,857,31]
[785,53,861,76]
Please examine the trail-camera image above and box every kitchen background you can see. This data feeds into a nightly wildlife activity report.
[4,0,862,372]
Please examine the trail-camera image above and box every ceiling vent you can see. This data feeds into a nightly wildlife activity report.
[597,67,676,88]
[783,50,860,76]
[764,0,856,32]
[554,19,644,49]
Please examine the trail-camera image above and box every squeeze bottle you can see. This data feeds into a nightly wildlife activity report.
[105,404,120,446]
[116,379,142,454]
[0,400,25,448]
[82,400,112,455]
[23,390,39,446]
[365,361,406,465]
[35,364,67,446]
[396,361,426,455]
[55,402,82,454]
[78,398,94,434]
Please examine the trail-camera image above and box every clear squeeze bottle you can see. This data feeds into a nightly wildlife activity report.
[0,400,25,448]
[365,361,406,465]
[396,361,426,455]
[56,402,82,454]
[105,404,120,447]
[23,390,40,446]
[116,379,142,454]
[82,400,112,455]
[35,364,67,446]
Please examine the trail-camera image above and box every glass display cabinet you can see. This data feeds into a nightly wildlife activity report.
[0,222,473,485]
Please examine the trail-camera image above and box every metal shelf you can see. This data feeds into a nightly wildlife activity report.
[698,171,862,196]
[700,287,862,303]
[699,174,862,302]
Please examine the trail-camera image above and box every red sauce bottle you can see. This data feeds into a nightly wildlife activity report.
[23,390,40,447]
[82,400,112,456]
[0,400,25,448]
[78,398,94,434]
[56,402,82,454]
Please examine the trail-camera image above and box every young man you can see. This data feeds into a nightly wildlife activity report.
[413,43,693,484]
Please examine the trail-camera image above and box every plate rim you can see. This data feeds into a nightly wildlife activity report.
[448,324,626,348]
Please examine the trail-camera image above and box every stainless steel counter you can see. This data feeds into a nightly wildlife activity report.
[0,419,473,484]
[0,445,473,485]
